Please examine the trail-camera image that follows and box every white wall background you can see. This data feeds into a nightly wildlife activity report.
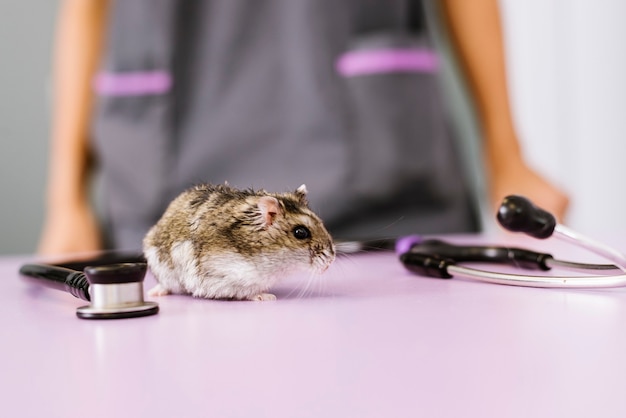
[500,0,626,237]
[0,1,624,254]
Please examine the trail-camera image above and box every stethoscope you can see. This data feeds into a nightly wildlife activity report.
[18,195,626,320]
[20,253,158,320]
[398,195,626,288]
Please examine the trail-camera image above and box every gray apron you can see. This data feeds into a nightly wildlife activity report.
[92,0,479,250]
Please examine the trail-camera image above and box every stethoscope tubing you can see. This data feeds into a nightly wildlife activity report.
[398,195,626,289]
[544,258,618,272]
[447,265,626,289]
[400,248,626,288]
[554,224,626,271]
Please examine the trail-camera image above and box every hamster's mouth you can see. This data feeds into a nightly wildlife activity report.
[311,251,335,274]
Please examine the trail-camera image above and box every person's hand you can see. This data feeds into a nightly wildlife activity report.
[37,202,103,258]
[489,158,569,222]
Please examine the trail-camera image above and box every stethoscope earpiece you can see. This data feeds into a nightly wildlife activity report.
[497,195,556,239]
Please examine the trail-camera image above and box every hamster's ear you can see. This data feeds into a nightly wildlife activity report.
[295,184,308,205]
[257,196,284,227]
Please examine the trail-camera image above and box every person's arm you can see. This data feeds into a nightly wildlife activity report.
[440,0,569,220]
[37,0,110,256]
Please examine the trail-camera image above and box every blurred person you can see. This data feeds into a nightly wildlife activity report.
[38,0,568,256]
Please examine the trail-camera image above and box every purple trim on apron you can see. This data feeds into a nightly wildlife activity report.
[336,48,438,77]
[94,70,172,96]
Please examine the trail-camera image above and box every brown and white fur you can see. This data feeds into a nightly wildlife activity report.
[143,184,335,301]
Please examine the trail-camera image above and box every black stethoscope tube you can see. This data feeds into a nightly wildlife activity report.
[20,264,91,301]
[19,252,147,303]
[402,239,619,273]
[405,239,554,271]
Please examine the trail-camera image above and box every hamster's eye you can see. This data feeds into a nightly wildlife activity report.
[293,225,311,240]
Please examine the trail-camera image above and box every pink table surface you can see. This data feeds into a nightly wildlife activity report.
[3,234,626,418]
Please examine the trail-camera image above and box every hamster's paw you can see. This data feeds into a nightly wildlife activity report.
[148,284,171,297]
[248,293,277,301]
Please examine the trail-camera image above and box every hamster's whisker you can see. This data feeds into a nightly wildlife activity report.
[281,282,299,299]
[297,275,314,299]
[314,271,326,298]
[335,252,360,270]
[299,271,320,299]
[312,270,326,298]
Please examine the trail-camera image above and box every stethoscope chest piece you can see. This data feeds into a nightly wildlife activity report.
[76,263,159,320]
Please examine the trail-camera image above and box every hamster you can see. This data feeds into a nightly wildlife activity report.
[143,183,336,301]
